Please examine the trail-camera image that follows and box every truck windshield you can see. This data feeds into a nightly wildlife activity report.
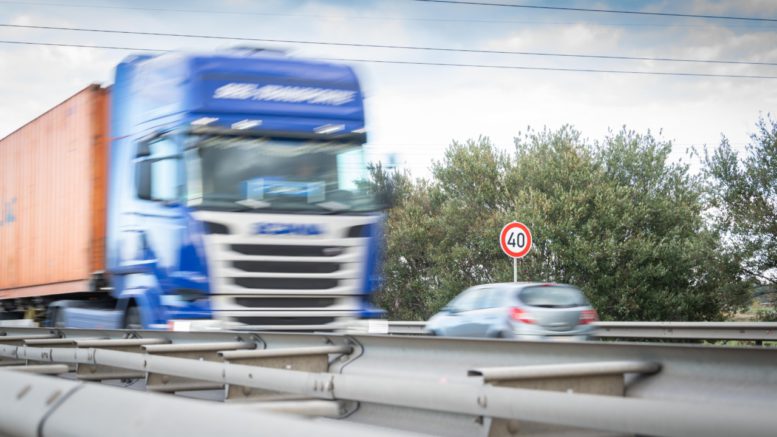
[184,135,379,213]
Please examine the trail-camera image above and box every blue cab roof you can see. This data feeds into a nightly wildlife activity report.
[116,48,366,138]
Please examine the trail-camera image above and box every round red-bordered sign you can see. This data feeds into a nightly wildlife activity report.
[499,221,532,258]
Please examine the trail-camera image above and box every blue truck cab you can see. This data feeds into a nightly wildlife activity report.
[82,48,384,330]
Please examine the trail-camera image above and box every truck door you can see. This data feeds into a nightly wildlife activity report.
[125,136,185,303]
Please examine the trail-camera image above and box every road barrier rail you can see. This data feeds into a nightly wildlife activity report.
[0,326,775,436]
[387,320,777,341]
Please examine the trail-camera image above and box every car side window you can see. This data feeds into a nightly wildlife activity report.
[474,288,500,309]
[489,288,509,308]
[450,289,480,312]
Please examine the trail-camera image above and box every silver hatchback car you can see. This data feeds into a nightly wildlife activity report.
[425,282,598,340]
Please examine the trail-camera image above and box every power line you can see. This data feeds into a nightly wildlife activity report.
[332,58,777,79]
[4,23,776,67]
[413,0,777,23]
[0,0,310,16]
[0,40,159,52]
[2,0,774,28]
[2,39,776,80]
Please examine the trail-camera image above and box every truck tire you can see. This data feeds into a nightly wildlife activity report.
[48,307,64,328]
[124,306,142,330]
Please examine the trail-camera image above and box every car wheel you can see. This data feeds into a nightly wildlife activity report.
[492,330,511,339]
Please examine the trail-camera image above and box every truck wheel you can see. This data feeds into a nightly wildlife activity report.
[48,307,64,328]
[124,306,142,330]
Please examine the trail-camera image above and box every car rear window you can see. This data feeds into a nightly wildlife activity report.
[518,286,588,308]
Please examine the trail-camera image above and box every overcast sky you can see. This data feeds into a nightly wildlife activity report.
[1,0,776,176]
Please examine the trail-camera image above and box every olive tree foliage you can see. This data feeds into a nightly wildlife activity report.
[363,163,435,319]
[704,116,777,288]
[371,127,750,321]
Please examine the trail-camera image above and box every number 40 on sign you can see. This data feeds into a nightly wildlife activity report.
[499,221,533,282]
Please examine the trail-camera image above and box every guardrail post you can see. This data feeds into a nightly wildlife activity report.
[143,341,256,393]
[469,361,660,436]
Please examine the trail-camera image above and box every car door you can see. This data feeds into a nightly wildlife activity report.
[444,288,482,337]
[469,288,506,337]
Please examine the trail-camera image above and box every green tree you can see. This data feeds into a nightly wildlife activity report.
[374,127,750,321]
[704,116,777,287]
[363,162,414,209]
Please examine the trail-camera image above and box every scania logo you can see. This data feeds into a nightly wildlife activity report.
[254,223,323,236]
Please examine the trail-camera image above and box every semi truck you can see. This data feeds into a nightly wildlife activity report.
[0,48,385,330]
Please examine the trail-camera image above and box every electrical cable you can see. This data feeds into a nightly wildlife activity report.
[412,0,777,23]
[2,0,775,28]
[3,23,775,67]
[1,39,775,79]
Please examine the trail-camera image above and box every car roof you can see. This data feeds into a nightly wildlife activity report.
[469,282,572,290]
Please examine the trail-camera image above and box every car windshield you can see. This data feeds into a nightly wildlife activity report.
[184,135,379,213]
[519,286,588,308]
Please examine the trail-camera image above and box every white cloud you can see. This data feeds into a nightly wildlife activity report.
[1,0,775,180]
[0,44,119,138]
[485,23,625,53]
[689,0,777,15]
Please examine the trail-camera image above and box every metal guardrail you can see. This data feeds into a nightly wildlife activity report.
[593,321,777,341]
[387,321,777,341]
[0,367,422,437]
[6,319,776,341]
[0,327,775,436]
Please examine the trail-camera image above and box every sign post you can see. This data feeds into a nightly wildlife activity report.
[499,222,533,282]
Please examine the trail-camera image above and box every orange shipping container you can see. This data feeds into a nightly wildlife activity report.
[0,85,108,299]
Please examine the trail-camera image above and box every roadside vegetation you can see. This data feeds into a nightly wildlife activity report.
[369,117,777,321]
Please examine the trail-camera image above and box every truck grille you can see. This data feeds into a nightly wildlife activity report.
[231,244,345,257]
[191,211,379,326]
[232,261,339,274]
[233,278,339,290]
[233,297,337,309]
[233,316,337,326]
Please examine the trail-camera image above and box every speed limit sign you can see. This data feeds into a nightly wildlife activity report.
[500,221,532,282]
[500,222,532,258]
